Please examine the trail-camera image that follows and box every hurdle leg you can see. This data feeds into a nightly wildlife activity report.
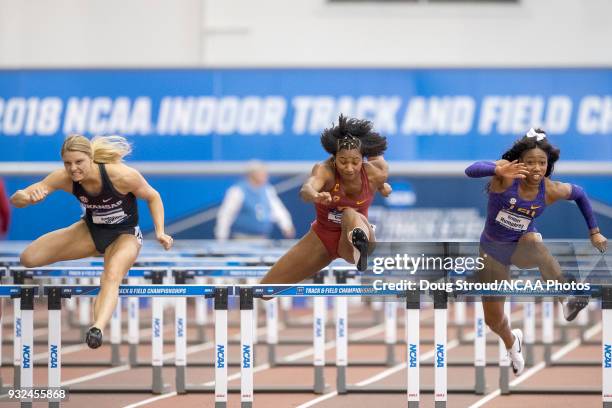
[577,299,589,342]
[215,288,229,408]
[20,288,35,408]
[454,301,466,342]
[474,301,486,395]
[434,291,447,408]
[47,288,62,408]
[195,277,208,343]
[79,278,91,340]
[265,298,278,367]
[151,297,164,394]
[602,287,612,408]
[385,301,397,366]
[406,290,420,408]
[240,288,254,408]
[13,297,21,389]
[0,298,3,392]
[110,298,122,366]
[65,278,77,328]
[499,302,511,395]
[542,300,554,365]
[127,278,140,366]
[313,273,327,394]
[336,293,348,394]
[175,296,187,394]
[557,300,568,343]
[523,301,536,367]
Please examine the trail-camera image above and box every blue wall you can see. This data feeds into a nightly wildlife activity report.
[1,68,610,239]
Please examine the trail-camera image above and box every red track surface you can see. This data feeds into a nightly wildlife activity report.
[0,298,603,408]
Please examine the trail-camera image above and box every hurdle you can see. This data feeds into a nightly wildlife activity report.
[185,278,334,401]
[5,266,170,369]
[497,288,606,397]
[41,284,218,395]
[0,285,38,408]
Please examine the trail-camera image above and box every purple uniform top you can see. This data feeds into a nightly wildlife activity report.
[483,178,547,243]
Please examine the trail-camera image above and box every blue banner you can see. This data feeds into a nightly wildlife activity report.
[0,68,611,161]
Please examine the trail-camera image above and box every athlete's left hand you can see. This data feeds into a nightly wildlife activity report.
[590,232,607,253]
[157,233,174,250]
[378,183,392,197]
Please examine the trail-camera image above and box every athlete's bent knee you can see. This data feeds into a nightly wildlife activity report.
[20,249,41,268]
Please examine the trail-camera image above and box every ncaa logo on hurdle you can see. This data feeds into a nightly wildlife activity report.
[409,344,418,368]
[50,344,59,368]
[436,344,445,368]
[22,344,31,369]
[216,345,225,368]
[605,344,612,368]
[297,286,305,295]
[153,317,161,338]
[177,318,184,338]
[242,345,251,368]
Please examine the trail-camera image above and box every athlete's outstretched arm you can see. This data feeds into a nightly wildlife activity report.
[10,169,71,208]
[547,180,607,253]
[299,162,334,204]
[465,160,529,180]
[366,155,391,196]
[120,167,173,250]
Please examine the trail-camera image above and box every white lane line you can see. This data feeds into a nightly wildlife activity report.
[122,392,178,408]
[467,322,602,408]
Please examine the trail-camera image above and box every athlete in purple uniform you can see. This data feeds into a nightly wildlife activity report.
[465,128,607,376]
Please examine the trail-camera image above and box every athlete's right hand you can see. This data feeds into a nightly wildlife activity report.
[495,160,529,179]
[313,192,332,205]
[28,186,49,203]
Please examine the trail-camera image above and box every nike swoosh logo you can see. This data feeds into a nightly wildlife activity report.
[356,200,366,205]
[516,335,522,353]
[530,205,541,210]
[102,198,112,203]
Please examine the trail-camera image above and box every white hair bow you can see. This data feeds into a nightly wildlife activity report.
[526,128,546,141]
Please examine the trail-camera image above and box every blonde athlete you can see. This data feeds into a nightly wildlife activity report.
[10,135,173,349]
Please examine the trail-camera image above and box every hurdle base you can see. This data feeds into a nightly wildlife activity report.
[68,384,171,393]
[508,386,601,394]
[241,402,252,408]
[215,402,226,408]
[549,360,600,367]
[345,385,476,394]
[185,385,332,393]
[435,401,446,408]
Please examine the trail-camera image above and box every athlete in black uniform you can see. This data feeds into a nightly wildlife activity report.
[11,134,173,349]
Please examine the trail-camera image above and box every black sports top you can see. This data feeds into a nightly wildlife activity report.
[72,164,138,228]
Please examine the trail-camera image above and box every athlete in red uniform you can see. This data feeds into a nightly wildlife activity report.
[261,115,390,284]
